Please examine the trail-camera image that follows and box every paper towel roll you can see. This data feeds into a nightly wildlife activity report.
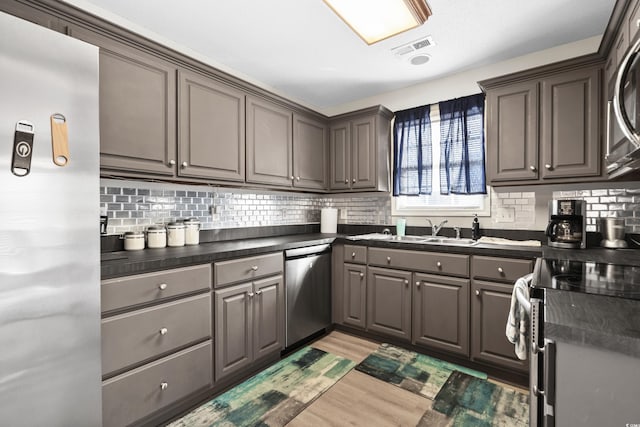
[321,208,338,233]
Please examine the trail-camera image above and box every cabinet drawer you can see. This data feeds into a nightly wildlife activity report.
[102,340,212,427]
[368,248,469,277]
[214,252,283,287]
[471,255,533,283]
[102,293,211,376]
[101,264,211,313]
[344,245,367,264]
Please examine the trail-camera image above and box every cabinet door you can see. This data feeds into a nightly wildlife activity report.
[471,280,528,371]
[253,275,284,360]
[98,46,177,176]
[351,115,376,189]
[329,121,351,190]
[246,96,293,186]
[540,66,601,179]
[413,273,469,356]
[293,114,327,190]
[343,263,367,329]
[366,267,412,341]
[486,81,539,182]
[178,70,245,181]
[214,283,253,380]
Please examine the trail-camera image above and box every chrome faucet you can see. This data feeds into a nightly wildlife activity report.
[425,219,448,236]
[453,227,461,239]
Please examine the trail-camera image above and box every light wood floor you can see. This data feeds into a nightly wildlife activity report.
[287,330,527,426]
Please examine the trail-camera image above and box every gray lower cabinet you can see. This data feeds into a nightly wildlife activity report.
[342,263,367,329]
[367,267,412,341]
[100,265,213,427]
[178,69,245,181]
[214,275,285,381]
[413,273,469,356]
[470,255,532,372]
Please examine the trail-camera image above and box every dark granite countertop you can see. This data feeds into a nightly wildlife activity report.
[101,233,543,279]
[543,289,640,358]
[542,246,640,266]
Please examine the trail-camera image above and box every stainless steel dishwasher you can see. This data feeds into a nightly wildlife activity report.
[284,244,332,348]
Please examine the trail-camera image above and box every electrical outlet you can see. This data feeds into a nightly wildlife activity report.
[495,207,515,223]
[340,208,347,220]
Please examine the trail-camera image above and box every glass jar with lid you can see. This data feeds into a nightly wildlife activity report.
[123,231,145,251]
[167,222,185,247]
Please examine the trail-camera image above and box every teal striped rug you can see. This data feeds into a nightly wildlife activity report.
[168,346,355,427]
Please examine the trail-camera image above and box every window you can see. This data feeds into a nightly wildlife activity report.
[392,94,490,217]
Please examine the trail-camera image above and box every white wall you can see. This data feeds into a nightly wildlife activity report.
[320,36,602,117]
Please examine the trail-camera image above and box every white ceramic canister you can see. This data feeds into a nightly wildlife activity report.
[123,231,145,251]
[184,217,201,245]
[167,222,186,247]
[147,225,167,248]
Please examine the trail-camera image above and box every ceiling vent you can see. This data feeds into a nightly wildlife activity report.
[391,36,435,61]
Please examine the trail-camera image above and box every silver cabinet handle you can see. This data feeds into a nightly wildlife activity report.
[532,385,545,397]
[158,283,167,290]
[255,290,262,296]
[404,279,409,285]
[529,165,536,171]
[436,261,442,268]
[309,262,313,269]
[386,256,391,263]
[545,164,552,170]
[475,290,480,296]
[182,161,188,168]
[637,18,640,28]
[296,176,300,181]
[169,159,176,166]
[247,292,254,298]
[290,175,295,180]
[351,252,356,258]
[159,327,168,335]
[497,267,504,273]
[344,179,349,184]
[251,265,259,271]
[160,382,168,391]
[359,272,364,278]
[415,281,421,288]
[352,178,356,183]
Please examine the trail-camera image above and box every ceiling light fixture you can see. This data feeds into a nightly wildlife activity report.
[323,0,432,45]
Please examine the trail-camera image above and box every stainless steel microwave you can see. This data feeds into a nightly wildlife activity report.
[608,36,640,178]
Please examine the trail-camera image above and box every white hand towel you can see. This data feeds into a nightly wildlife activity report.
[506,274,533,361]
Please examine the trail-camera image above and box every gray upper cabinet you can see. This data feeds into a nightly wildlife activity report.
[293,114,328,190]
[481,56,603,186]
[97,44,177,177]
[329,106,393,192]
[486,81,539,182]
[178,70,245,182]
[540,66,600,179]
[246,96,294,187]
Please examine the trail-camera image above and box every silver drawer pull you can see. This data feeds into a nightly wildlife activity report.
[251,265,259,271]
[255,290,262,296]
[416,281,421,288]
[497,267,504,274]
[475,290,480,296]
[351,252,356,258]
[529,165,536,171]
[359,272,364,278]
[436,261,442,268]
[158,283,168,290]
[344,179,349,184]
[159,327,168,335]
[160,382,168,391]
[404,279,409,285]
[386,256,391,262]
[247,292,254,298]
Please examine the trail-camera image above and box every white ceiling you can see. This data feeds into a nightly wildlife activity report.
[63,0,615,110]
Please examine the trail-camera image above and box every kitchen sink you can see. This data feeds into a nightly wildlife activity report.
[390,235,428,242]
[348,233,478,246]
[421,237,479,246]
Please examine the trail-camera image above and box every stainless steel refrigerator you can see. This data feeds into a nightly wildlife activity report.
[0,11,102,426]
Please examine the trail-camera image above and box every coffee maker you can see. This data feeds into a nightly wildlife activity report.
[545,199,586,249]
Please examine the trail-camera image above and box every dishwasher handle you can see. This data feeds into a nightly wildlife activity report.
[285,244,331,259]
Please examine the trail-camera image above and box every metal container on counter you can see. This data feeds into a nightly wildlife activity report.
[123,231,145,251]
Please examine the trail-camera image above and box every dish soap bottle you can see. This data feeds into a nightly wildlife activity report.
[471,214,480,240]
